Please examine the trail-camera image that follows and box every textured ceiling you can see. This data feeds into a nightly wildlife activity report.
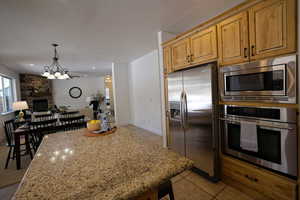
[0,0,244,76]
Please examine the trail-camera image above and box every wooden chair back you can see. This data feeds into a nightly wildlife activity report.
[34,113,54,121]
[60,111,79,118]
[30,119,58,139]
[3,120,16,147]
[60,115,85,131]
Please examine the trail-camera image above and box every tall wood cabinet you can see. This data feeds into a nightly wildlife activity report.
[217,11,249,66]
[163,46,172,73]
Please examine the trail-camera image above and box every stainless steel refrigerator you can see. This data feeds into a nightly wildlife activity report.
[167,63,219,179]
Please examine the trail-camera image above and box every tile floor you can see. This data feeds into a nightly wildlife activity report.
[163,170,254,200]
[0,183,19,200]
[0,171,254,200]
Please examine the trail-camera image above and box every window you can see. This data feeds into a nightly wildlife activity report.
[0,75,15,113]
[105,88,110,100]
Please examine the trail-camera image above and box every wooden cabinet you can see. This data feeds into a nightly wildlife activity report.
[167,26,218,72]
[170,38,190,71]
[163,0,296,69]
[217,0,296,65]
[249,0,296,60]
[135,190,158,200]
[163,46,172,73]
[190,26,218,65]
[217,12,249,66]
[221,156,297,200]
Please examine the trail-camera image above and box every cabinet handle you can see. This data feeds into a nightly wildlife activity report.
[245,174,258,182]
[186,55,190,62]
[251,45,255,56]
[244,48,248,58]
[190,54,194,62]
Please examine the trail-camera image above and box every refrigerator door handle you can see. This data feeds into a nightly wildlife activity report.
[183,91,188,128]
[180,91,185,128]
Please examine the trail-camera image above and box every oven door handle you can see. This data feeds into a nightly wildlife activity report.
[258,125,295,131]
[219,117,295,130]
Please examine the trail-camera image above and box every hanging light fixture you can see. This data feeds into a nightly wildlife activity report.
[42,44,71,80]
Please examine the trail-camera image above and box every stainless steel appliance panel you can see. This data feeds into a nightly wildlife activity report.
[219,55,297,103]
[168,72,185,156]
[221,105,298,177]
[183,65,215,176]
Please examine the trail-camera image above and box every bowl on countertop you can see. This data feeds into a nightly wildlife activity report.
[87,120,102,131]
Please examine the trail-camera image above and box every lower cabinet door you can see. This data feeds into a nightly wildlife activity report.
[221,156,297,200]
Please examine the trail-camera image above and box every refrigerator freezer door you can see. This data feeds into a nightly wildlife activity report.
[168,72,185,156]
[183,65,215,176]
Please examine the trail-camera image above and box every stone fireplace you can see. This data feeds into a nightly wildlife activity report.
[20,74,53,110]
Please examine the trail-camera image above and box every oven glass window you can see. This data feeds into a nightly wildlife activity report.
[227,123,281,164]
[257,127,281,164]
[227,124,258,157]
[226,69,284,92]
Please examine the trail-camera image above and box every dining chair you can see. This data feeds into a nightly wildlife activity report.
[60,111,79,118]
[3,119,33,169]
[34,113,54,121]
[29,119,58,145]
[60,115,86,131]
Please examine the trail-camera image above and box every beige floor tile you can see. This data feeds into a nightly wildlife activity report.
[185,172,226,196]
[216,186,254,200]
[171,174,183,183]
[0,183,19,200]
[172,178,213,200]
[171,170,191,183]
[179,170,191,177]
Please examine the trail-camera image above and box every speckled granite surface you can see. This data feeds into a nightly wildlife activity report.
[13,126,193,200]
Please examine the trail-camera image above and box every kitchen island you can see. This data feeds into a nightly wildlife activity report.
[13,126,193,200]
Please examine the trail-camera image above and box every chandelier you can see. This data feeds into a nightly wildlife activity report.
[41,44,71,80]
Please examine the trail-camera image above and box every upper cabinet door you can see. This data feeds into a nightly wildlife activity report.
[189,26,218,65]
[249,0,296,60]
[217,11,249,66]
[163,46,172,73]
[171,39,190,71]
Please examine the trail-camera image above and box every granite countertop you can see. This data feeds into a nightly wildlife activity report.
[13,126,193,200]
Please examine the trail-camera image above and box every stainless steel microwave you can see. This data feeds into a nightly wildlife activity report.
[219,55,297,103]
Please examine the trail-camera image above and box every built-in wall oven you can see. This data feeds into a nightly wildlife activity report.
[219,55,297,103]
[221,105,297,178]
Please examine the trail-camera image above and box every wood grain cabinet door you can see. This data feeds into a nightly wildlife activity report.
[171,38,190,71]
[163,46,172,73]
[217,11,249,66]
[189,26,218,65]
[249,0,296,60]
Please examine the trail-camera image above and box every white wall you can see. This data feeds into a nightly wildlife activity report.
[112,63,131,126]
[0,65,20,143]
[52,77,105,110]
[128,50,162,135]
